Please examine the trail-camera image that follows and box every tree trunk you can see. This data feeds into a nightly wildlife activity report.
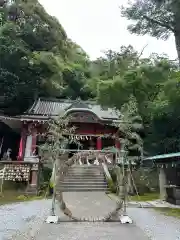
[174,31,180,65]
[127,168,134,195]
[116,166,124,200]
[55,154,73,218]
[174,9,180,65]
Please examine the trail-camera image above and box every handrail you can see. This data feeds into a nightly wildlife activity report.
[102,162,112,182]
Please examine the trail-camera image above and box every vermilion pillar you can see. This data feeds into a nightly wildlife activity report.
[18,138,23,161]
[96,137,102,150]
[18,126,26,161]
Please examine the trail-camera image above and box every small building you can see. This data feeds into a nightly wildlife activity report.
[0,98,122,194]
[143,152,180,205]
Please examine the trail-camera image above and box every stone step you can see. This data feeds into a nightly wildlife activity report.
[63,177,105,180]
[60,187,108,192]
[70,165,103,167]
[63,178,105,181]
[61,182,107,188]
[69,169,103,172]
[64,176,104,179]
[65,174,104,176]
[69,171,104,173]
[60,165,107,192]
[58,185,107,190]
[69,166,104,170]
[67,171,104,175]
[63,179,106,184]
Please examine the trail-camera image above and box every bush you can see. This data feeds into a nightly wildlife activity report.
[39,165,52,192]
[109,168,117,183]
[40,166,52,182]
[107,178,117,193]
[17,195,28,200]
[2,181,27,191]
[108,166,159,196]
[133,167,159,195]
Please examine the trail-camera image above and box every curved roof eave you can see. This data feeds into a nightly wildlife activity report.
[63,108,120,122]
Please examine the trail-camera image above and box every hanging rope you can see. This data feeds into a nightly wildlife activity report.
[53,151,123,222]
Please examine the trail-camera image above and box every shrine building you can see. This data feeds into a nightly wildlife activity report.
[0,98,121,193]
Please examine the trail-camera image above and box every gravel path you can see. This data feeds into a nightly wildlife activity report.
[33,192,148,240]
[34,222,149,240]
[0,199,51,240]
[59,192,117,220]
[128,208,180,240]
[2,193,180,240]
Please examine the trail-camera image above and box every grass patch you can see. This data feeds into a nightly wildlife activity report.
[129,192,159,202]
[154,207,180,218]
[108,192,160,203]
[0,191,45,205]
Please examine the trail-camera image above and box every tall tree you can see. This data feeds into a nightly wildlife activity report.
[121,0,180,62]
[0,0,93,114]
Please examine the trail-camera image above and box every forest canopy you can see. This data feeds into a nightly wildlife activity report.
[1,0,180,156]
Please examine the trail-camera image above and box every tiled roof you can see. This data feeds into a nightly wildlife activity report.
[25,98,120,121]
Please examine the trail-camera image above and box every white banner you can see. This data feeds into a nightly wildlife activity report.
[69,135,92,141]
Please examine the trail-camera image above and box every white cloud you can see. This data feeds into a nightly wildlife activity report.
[39,0,177,60]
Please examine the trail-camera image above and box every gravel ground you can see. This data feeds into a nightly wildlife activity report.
[128,208,180,240]
[0,199,51,240]
[33,192,149,240]
[34,222,149,240]
[2,193,180,240]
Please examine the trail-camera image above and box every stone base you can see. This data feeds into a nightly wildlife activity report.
[167,197,180,205]
[119,215,133,224]
[26,184,38,195]
[46,215,59,224]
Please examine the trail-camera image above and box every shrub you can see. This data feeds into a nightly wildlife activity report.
[107,178,117,193]
[109,168,117,183]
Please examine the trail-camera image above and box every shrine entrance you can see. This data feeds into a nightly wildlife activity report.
[0,121,21,161]
[0,98,122,194]
[68,136,96,150]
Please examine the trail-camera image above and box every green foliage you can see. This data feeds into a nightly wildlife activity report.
[130,192,159,201]
[133,168,159,195]
[121,0,174,39]
[115,95,144,164]
[39,115,75,162]
[1,0,180,160]
[0,0,93,114]
[120,0,180,61]
[107,178,117,194]
[95,45,180,155]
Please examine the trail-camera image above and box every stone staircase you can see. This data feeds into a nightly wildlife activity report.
[60,165,108,192]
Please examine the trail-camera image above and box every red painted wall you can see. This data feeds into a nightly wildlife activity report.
[73,122,117,135]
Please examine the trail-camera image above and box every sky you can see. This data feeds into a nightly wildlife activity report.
[39,0,177,60]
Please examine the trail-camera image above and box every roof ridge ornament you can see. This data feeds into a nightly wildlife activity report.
[67,98,90,110]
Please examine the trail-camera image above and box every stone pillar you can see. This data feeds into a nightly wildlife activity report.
[96,137,102,150]
[159,167,167,200]
[30,163,39,186]
[31,171,38,186]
